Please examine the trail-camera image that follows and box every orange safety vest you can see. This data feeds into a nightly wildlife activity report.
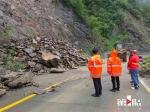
[107,57,122,77]
[107,50,122,77]
[88,54,103,78]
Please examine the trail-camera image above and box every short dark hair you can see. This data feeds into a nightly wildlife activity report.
[92,48,98,54]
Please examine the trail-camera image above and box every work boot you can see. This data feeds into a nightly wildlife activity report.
[115,88,120,91]
[130,81,133,83]
[91,94,99,97]
[135,86,139,90]
[110,89,116,92]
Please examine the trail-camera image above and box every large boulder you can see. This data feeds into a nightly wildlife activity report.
[1,71,34,88]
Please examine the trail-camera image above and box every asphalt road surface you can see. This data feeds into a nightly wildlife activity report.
[0,59,150,112]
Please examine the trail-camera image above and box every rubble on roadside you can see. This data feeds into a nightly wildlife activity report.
[0,71,36,96]
[1,71,34,88]
[0,37,88,75]
[33,88,55,95]
[0,36,89,96]
[0,89,6,96]
[139,58,150,78]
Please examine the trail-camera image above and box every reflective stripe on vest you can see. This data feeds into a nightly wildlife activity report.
[112,65,121,67]
[112,72,121,76]
[108,58,121,68]
[88,65,102,68]
[108,57,121,76]
[132,62,139,66]
[88,57,102,68]
[107,65,121,67]
[91,74,101,77]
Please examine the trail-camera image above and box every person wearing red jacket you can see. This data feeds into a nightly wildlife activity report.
[127,50,139,90]
[107,50,122,92]
[128,50,134,84]
[129,50,145,84]
[88,48,103,97]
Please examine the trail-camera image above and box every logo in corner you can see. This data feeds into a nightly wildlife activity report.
[117,95,141,106]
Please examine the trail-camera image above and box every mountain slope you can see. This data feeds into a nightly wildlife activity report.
[0,0,150,53]
[62,0,150,52]
[0,0,103,54]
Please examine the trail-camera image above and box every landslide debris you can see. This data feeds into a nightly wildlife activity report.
[139,57,150,78]
[0,36,89,96]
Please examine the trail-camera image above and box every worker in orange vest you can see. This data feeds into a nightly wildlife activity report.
[88,48,103,97]
[107,50,122,92]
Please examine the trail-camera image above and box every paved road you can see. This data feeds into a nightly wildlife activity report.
[0,60,150,112]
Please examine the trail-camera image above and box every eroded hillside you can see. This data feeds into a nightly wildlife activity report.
[0,0,102,52]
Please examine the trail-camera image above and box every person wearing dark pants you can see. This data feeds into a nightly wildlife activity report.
[111,76,120,92]
[107,50,122,92]
[93,78,102,95]
[88,48,103,97]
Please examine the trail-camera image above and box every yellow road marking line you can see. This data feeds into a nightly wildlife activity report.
[139,78,150,93]
[44,74,79,90]
[0,94,36,112]
[0,74,79,112]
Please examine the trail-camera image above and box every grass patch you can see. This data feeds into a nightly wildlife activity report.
[27,28,34,34]
[0,45,25,71]
[2,25,13,39]
[83,50,92,56]
[7,63,24,71]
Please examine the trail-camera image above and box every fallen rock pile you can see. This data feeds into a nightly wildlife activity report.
[0,89,6,96]
[0,37,88,96]
[0,36,89,96]
[1,71,34,88]
[0,37,88,75]
[0,71,36,96]
[0,83,7,96]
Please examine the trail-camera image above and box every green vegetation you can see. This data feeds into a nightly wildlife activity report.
[61,0,124,38]
[60,0,150,51]
[60,0,149,38]
[147,39,150,45]
[1,46,16,65]
[107,33,128,51]
[27,28,34,34]
[135,0,150,24]
[7,63,24,71]
[144,54,150,68]
[0,46,24,71]
[2,25,13,39]
[70,22,75,29]
[83,50,92,56]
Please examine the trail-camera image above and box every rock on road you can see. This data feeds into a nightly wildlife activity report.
[0,59,150,112]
